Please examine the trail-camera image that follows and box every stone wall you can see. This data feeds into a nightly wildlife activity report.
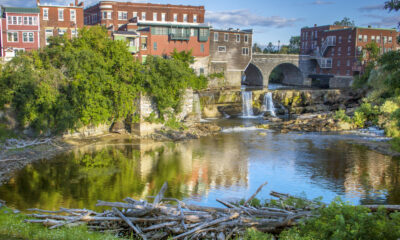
[330,76,354,89]
[199,88,363,118]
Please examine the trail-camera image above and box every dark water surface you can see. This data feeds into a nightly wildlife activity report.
[1,119,399,211]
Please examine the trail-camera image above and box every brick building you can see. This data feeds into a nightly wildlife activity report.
[300,24,399,88]
[209,28,253,87]
[0,7,40,61]
[84,1,210,73]
[37,0,84,47]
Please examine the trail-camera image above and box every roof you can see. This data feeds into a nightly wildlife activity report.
[325,26,398,33]
[137,21,210,29]
[211,28,253,34]
[2,7,40,14]
[114,31,139,36]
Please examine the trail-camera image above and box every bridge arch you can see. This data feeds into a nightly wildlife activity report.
[244,54,305,88]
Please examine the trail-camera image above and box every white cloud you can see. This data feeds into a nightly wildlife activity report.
[206,9,300,29]
[358,4,385,12]
[363,14,400,28]
[311,0,334,5]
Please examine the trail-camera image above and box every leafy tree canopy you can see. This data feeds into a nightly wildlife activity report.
[334,17,355,27]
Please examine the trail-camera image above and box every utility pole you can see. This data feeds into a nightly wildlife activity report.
[278,40,280,53]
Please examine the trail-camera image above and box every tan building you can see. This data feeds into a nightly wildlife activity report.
[209,28,253,88]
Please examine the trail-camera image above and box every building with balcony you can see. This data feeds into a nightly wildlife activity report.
[300,24,399,88]
[37,0,84,47]
[84,1,210,74]
[0,7,41,61]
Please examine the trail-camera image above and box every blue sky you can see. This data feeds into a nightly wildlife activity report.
[1,0,399,46]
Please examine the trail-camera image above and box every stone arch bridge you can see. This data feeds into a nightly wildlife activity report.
[244,53,311,88]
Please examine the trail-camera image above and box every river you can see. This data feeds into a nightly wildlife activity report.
[0,118,399,211]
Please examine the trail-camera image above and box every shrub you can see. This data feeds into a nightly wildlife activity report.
[334,110,351,123]
[280,199,400,240]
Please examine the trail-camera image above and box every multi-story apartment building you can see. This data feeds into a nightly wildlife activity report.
[84,1,210,73]
[38,0,84,47]
[0,7,40,60]
[300,24,399,88]
[209,28,253,87]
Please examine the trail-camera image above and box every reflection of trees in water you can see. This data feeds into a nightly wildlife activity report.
[291,138,400,204]
[0,136,249,210]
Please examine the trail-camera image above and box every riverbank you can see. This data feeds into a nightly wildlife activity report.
[0,122,221,184]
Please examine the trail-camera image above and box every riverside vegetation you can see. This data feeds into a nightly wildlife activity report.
[0,26,207,137]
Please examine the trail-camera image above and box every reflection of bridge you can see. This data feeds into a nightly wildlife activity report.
[244,54,312,88]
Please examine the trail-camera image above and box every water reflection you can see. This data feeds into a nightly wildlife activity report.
[0,129,399,211]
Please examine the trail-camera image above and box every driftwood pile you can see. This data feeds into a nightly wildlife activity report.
[23,181,400,239]
[24,181,320,239]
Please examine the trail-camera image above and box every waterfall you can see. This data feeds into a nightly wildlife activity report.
[262,92,276,117]
[241,90,254,117]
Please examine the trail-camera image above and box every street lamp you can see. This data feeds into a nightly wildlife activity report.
[278,40,280,53]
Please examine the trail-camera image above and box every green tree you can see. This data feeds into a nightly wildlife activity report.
[288,36,300,54]
[279,45,290,54]
[385,0,400,11]
[171,48,194,67]
[252,43,262,53]
[263,42,275,54]
[334,17,355,27]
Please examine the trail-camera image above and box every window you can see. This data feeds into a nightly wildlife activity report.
[242,47,249,55]
[161,13,166,22]
[363,35,368,42]
[331,47,335,56]
[338,47,341,56]
[173,13,177,22]
[12,16,17,25]
[58,29,67,36]
[7,16,11,25]
[236,34,240,42]
[214,32,219,41]
[133,12,137,18]
[358,34,362,42]
[357,46,362,54]
[337,60,341,67]
[193,14,197,23]
[141,12,146,21]
[23,17,28,25]
[141,37,147,49]
[346,60,350,67]
[70,10,76,22]
[45,29,53,45]
[7,32,18,42]
[346,70,350,76]
[153,12,157,21]
[183,14,187,22]
[389,36,393,43]
[190,28,195,36]
[153,42,157,50]
[224,33,229,42]
[347,46,351,56]
[338,36,342,43]
[348,35,352,43]
[118,11,127,20]
[200,44,204,53]
[23,32,34,42]
[200,68,204,75]
[244,35,249,43]
[218,46,226,52]
[376,36,381,43]
[383,36,387,43]
[371,35,375,42]
[17,16,22,25]
[58,9,64,21]
[71,29,77,38]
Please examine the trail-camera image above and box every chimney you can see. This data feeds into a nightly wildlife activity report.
[70,3,73,7]
[368,25,371,28]
[75,0,78,6]
[36,0,40,6]
[314,24,317,27]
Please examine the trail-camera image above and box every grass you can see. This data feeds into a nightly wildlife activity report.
[0,207,124,240]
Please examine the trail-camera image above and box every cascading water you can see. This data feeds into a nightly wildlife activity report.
[241,90,254,117]
[262,92,276,117]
